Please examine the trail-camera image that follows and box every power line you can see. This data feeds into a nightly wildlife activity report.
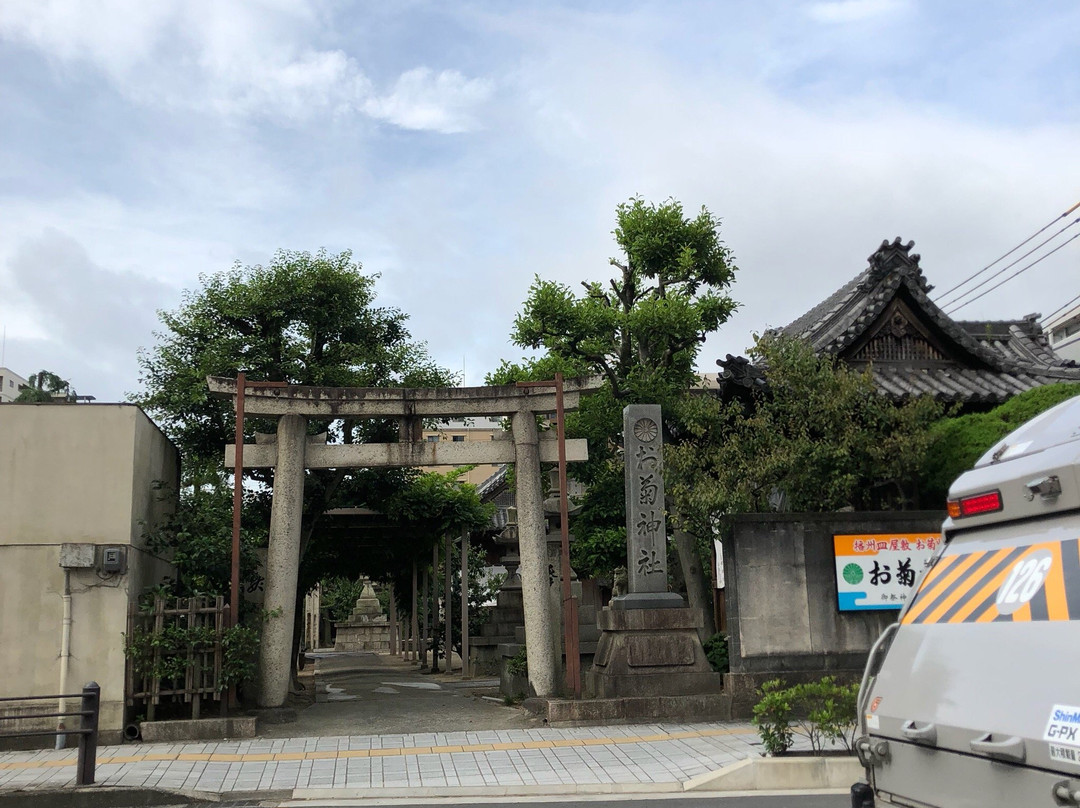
[934,201,1080,303]
[937,215,1080,310]
[1041,290,1080,327]
[946,231,1080,316]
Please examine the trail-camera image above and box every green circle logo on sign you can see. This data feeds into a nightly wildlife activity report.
[843,563,864,585]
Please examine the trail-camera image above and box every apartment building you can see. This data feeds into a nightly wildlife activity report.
[421,417,506,486]
[1047,303,1080,362]
[0,366,28,403]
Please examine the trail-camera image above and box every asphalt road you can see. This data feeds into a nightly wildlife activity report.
[265,795,849,808]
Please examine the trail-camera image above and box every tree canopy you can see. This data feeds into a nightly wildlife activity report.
[138,249,448,468]
[135,249,488,614]
[15,369,73,403]
[667,333,944,535]
[509,197,738,403]
[919,382,1080,504]
[490,197,740,584]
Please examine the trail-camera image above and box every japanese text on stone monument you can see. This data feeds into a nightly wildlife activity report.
[624,405,667,594]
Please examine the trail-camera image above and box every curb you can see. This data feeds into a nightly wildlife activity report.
[0,786,292,807]
[288,782,682,801]
[682,756,863,792]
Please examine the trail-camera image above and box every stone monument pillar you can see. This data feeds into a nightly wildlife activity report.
[586,405,722,700]
[618,404,684,609]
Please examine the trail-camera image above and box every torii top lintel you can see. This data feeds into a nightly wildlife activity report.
[206,375,604,419]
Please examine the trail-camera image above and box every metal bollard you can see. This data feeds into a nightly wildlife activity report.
[76,682,100,786]
[851,781,875,807]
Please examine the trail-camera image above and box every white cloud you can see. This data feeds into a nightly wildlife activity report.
[363,68,494,134]
[807,0,910,24]
[0,0,174,74]
[0,229,177,398]
[0,0,489,131]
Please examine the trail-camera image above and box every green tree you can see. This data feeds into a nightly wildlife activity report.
[137,249,448,465]
[15,369,72,403]
[142,473,263,597]
[135,249,463,679]
[510,196,737,402]
[920,382,1080,504]
[490,197,739,623]
[667,333,943,532]
[319,577,368,624]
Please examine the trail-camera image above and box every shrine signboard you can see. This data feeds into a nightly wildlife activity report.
[834,533,941,611]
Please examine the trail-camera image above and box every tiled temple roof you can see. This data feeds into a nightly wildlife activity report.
[726,238,1080,405]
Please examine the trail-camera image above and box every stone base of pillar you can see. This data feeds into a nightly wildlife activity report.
[585,606,722,699]
[608,592,686,610]
[522,692,733,724]
[333,620,391,653]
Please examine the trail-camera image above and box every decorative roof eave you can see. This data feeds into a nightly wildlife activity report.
[867,367,1078,404]
[713,353,1080,405]
[477,464,510,501]
[778,238,1057,376]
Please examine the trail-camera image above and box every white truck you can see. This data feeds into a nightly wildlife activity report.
[853,393,1080,808]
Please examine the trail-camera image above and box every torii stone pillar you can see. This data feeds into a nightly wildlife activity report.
[512,410,555,696]
[259,414,307,707]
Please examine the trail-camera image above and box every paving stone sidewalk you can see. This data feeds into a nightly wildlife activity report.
[0,722,765,796]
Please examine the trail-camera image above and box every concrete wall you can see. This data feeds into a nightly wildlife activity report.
[722,511,943,716]
[0,404,178,741]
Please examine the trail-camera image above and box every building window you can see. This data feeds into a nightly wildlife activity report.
[426,435,439,442]
[1053,321,1080,342]
[452,435,465,442]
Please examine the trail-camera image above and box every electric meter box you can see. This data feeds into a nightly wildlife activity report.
[100,546,126,574]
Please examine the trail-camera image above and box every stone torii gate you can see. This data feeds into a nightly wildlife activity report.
[208,376,600,708]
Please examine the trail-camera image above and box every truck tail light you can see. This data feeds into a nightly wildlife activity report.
[947,490,1003,518]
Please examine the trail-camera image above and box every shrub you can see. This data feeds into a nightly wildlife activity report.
[752,676,859,755]
[921,383,1080,504]
[752,679,794,755]
[125,598,262,699]
[320,577,367,623]
[506,645,528,678]
[220,624,260,690]
[703,632,729,673]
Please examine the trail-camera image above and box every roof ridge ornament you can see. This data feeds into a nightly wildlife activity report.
[866,237,928,291]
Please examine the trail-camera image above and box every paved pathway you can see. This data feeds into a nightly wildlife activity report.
[258,651,540,738]
[0,722,764,796]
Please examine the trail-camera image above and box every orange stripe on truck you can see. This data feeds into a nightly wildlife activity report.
[922,547,1014,625]
[903,552,986,625]
[902,539,1080,625]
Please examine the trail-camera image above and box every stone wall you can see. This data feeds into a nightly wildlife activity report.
[722,511,943,717]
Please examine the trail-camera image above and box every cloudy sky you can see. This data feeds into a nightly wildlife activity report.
[2,0,1079,402]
